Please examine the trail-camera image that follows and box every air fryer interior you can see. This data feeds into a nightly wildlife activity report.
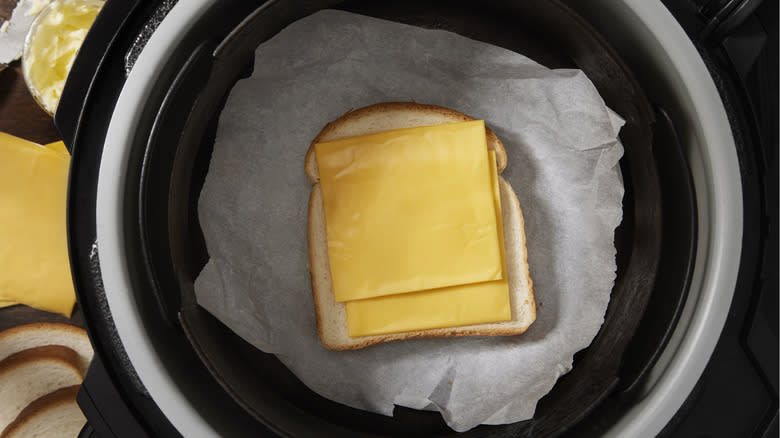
[122,0,696,436]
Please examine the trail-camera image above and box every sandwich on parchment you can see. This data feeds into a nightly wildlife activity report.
[306,102,535,351]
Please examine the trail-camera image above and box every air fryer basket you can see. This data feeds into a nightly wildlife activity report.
[74,0,696,436]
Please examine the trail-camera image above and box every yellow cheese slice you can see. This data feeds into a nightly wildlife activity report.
[346,151,510,336]
[0,132,76,317]
[315,120,503,302]
[44,141,69,155]
[0,141,66,310]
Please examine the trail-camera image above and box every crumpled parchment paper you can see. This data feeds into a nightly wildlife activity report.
[194,10,624,432]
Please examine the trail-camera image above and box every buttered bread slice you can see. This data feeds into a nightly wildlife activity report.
[306,102,535,350]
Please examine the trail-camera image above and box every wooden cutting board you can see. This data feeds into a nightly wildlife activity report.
[0,0,85,331]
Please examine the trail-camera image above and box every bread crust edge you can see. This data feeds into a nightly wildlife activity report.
[0,345,82,377]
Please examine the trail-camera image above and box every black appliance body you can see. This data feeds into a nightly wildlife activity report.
[55,0,776,437]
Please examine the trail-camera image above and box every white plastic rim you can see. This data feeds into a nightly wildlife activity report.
[95,0,219,436]
[93,0,743,437]
[598,0,743,436]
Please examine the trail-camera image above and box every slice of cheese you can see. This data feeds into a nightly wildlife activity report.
[315,120,503,302]
[0,132,75,317]
[0,142,65,310]
[0,140,68,309]
[345,151,510,336]
[44,141,69,155]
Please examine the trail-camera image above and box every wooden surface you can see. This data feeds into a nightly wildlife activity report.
[0,0,12,21]
[0,65,60,143]
[0,0,86,332]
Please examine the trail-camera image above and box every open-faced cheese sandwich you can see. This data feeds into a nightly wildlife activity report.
[306,102,535,350]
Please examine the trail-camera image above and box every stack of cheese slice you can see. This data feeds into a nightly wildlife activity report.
[0,133,75,317]
[306,103,536,350]
[0,323,93,437]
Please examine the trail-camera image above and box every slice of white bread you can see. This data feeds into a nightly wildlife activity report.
[0,346,84,430]
[0,323,93,375]
[306,102,535,350]
[304,102,508,184]
[0,385,86,438]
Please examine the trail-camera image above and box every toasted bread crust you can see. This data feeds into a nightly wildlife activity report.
[305,102,507,184]
[0,323,87,345]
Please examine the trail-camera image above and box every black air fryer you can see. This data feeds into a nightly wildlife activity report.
[54,0,776,436]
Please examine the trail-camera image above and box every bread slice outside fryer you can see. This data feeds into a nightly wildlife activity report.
[306,102,536,350]
[0,345,83,431]
[0,323,93,375]
[0,385,86,438]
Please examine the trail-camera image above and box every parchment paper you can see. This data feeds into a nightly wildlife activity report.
[194,10,625,432]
